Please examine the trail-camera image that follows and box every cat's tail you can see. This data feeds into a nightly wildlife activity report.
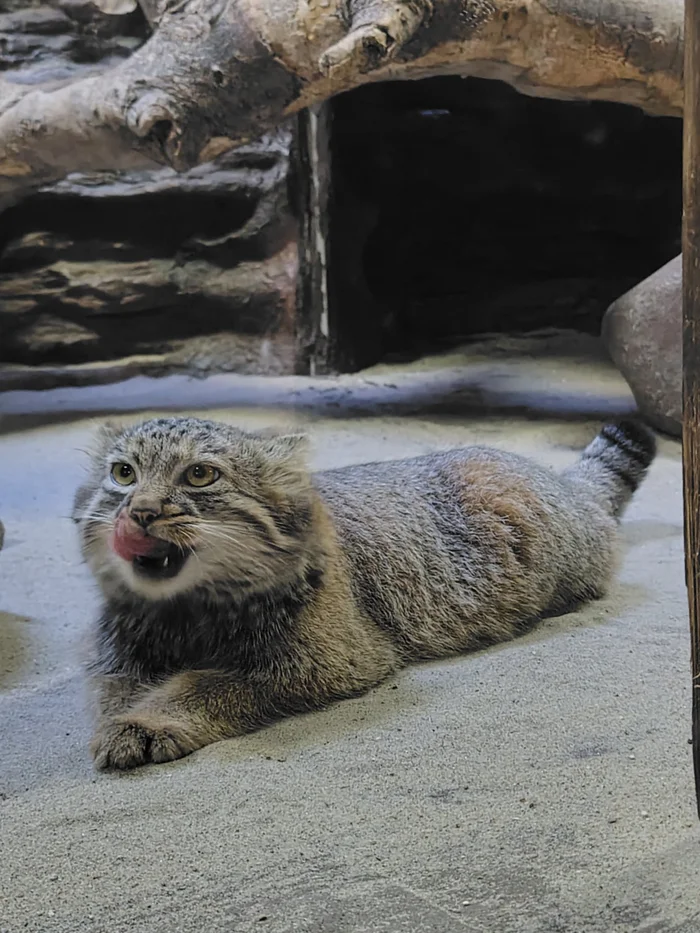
[565,419,657,518]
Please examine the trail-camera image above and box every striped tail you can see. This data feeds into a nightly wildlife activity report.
[570,419,657,517]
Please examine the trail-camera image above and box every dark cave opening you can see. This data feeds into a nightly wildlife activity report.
[325,76,682,371]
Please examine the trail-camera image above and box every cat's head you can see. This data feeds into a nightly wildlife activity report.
[73,417,315,601]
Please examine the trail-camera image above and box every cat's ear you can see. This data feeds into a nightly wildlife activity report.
[94,420,123,452]
[71,481,94,524]
[81,419,124,462]
[257,433,309,458]
[256,434,311,494]
[72,421,124,523]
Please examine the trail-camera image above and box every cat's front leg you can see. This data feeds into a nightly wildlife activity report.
[90,671,146,720]
[89,671,160,769]
[90,669,266,770]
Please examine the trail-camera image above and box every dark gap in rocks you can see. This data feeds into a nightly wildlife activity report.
[326,76,682,370]
[0,295,288,366]
[0,192,259,265]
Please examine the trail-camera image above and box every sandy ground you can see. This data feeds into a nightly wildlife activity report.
[0,333,697,933]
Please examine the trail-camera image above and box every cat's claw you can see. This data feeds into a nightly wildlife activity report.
[91,718,200,770]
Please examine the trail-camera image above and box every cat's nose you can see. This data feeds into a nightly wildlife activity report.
[129,502,161,527]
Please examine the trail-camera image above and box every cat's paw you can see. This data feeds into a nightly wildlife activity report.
[90,717,200,770]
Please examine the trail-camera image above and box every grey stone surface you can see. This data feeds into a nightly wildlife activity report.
[602,255,682,437]
[0,1,300,378]
[0,130,300,375]
[0,337,697,933]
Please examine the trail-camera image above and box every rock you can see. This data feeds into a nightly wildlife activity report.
[0,128,301,376]
[0,3,144,85]
[602,255,681,437]
[0,0,306,387]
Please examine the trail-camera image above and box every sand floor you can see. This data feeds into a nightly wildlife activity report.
[0,333,697,933]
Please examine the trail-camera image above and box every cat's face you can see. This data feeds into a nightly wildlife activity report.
[73,418,314,601]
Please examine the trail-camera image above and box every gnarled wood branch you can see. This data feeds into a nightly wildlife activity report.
[0,0,685,208]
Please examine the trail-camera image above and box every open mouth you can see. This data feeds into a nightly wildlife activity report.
[132,541,190,581]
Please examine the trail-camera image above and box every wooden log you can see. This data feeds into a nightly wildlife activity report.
[0,0,688,210]
[682,0,700,820]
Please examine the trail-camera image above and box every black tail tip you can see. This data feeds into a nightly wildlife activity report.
[600,418,657,468]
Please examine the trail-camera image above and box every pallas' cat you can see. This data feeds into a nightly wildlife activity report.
[72,417,655,770]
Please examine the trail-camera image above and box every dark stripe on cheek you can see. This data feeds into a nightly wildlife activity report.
[228,507,276,542]
[272,504,313,539]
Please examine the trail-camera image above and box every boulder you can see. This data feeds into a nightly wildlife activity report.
[602,255,681,437]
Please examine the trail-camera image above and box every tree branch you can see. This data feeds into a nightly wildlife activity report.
[0,0,684,208]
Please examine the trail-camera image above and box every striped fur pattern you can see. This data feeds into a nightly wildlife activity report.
[73,417,656,770]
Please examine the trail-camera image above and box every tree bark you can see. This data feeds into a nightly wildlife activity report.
[681,0,700,821]
[0,0,685,209]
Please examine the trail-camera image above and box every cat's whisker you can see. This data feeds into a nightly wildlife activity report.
[195,525,252,546]
[195,523,248,540]
[188,550,218,589]
[197,532,263,556]
[78,511,115,523]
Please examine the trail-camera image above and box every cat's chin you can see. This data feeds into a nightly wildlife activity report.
[107,549,203,601]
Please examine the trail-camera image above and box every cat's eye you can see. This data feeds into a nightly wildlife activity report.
[184,464,219,488]
[111,462,135,486]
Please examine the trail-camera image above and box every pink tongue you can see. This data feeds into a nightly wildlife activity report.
[110,514,159,562]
